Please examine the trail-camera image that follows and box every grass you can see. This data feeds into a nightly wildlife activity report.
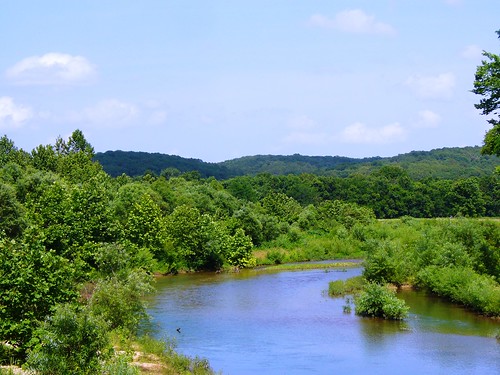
[328,276,365,297]
[110,333,215,375]
[257,261,360,272]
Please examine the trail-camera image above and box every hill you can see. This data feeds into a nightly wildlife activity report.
[94,146,499,179]
[94,150,235,179]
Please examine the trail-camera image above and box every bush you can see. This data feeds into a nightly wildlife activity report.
[26,304,111,375]
[362,240,412,287]
[354,283,409,320]
[416,265,500,316]
[266,249,285,264]
[88,270,154,334]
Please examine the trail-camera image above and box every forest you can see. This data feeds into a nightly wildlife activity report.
[0,130,499,374]
[95,146,499,180]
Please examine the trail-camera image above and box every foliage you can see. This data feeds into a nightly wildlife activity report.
[88,270,154,334]
[26,304,111,375]
[472,30,500,157]
[328,276,365,297]
[416,266,500,316]
[1,129,500,371]
[0,182,25,237]
[0,236,78,357]
[97,146,499,180]
[354,283,409,320]
[362,240,413,287]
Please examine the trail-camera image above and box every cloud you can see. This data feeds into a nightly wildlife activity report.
[309,9,395,35]
[461,45,483,60]
[340,122,406,144]
[6,53,96,85]
[405,72,456,99]
[0,96,33,129]
[416,110,441,128]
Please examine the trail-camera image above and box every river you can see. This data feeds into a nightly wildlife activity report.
[148,266,500,374]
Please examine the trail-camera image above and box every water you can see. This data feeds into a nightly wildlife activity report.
[148,266,500,374]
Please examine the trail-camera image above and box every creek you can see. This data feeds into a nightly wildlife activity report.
[148,265,500,374]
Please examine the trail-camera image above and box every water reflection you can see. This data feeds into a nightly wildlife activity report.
[149,266,500,375]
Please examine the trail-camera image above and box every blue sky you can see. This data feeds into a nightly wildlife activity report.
[1,0,499,162]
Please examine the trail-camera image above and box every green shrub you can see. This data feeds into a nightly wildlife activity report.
[26,304,111,375]
[416,265,500,316]
[266,249,285,264]
[362,240,413,287]
[354,283,409,320]
[88,270,154,334]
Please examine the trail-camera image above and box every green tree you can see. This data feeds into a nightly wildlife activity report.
[472,30,500,157]
[0,235,77,358]
[0,136,30,166]
[261,192,302,224]
[225,228,255,268]
[0,182,25,237]
[124,193,170,262]
[165,205,227,270]
[447,178,486,217]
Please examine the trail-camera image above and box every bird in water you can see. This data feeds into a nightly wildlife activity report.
[176,327,181,333]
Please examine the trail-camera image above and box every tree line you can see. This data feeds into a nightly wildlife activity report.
[95,146,499,180]
[1,129,499,372]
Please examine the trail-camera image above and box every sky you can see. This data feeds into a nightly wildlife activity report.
[1,0,499,162]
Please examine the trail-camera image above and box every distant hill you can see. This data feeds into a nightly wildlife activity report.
[94,150,235,179]
[94,146,499,180]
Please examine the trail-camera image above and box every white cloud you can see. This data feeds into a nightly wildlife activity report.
[461,45,483,60]
[309,9,395,35]
[0,96,33,129]
[6,53,96,85]
[341,122,406,144]
[405,72,456,99]
[416,110,441,128]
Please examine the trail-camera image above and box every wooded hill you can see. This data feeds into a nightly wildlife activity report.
[95,146,499,179]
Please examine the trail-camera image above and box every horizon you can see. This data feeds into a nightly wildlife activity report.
[1,1,499,162]
[95,143,487,164]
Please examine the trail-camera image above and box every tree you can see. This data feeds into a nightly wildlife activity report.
[0,235,78,358]
[472,30,500,156]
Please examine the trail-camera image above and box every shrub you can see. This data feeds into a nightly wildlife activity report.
[88,270,154,334]
[266,249,285,264]
[354,283,409,320]
[26,304,111,375]
[416,265,500,316]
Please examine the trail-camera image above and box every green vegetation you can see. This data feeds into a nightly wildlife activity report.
[473,30,500,158]
[1,129,499,372]
[259,261,358,272]
[96,146,499,180]
[354,283,409,320]
[325,216,500,319]
[328,276,365,297]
